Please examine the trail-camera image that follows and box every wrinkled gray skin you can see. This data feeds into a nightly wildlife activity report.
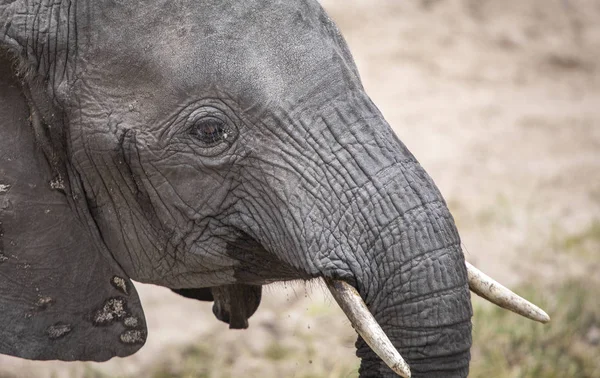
[0,1,472,376]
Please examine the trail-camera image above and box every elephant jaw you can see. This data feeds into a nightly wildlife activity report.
[326,262,550,378]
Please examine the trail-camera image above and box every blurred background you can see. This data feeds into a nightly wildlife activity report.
[2,0,599,377]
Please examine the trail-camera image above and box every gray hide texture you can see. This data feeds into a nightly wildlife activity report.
[0,1,472,376]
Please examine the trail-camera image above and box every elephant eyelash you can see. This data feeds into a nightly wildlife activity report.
[189,116,233,147]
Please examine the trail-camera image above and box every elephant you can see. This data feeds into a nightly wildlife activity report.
[0,0,549,377]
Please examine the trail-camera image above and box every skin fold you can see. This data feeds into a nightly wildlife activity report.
[0,1,472,376]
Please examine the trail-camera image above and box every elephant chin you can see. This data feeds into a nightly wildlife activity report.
[172,284,262,329]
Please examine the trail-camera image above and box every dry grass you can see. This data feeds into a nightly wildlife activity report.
[470,280,600,378]
[91,279,598,378]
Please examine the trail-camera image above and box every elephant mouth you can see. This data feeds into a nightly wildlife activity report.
[325,261,550,378]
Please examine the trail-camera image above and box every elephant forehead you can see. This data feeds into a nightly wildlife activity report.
[81,0,345,110]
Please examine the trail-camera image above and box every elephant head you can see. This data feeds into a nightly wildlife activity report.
[0,1,548,376]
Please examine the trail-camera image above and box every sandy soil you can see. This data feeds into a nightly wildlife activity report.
[2,1,599,377]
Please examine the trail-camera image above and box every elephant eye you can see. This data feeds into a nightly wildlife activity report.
[182,105,239,157]
[190,117,232,146]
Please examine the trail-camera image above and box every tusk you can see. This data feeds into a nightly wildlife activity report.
[325,279,411,378]
[466,261,550,324]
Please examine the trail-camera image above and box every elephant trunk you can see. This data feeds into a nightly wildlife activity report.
[367,212,471,377]
[325,160,473,377]
[235,92,475,375]
[357,238,472,377]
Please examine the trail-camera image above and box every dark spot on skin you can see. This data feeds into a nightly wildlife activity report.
[35,296,54,311]
[202,25,216,36]
[119,329,146,345]
[111,276,129,295]
[92,297,127,325]
[0,198,12,210]
[177,27,188,37]
[46,323,72,340]
[227,234,304,282]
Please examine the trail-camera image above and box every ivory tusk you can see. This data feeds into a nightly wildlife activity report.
[325,279,411,378]
[466,261,550,324]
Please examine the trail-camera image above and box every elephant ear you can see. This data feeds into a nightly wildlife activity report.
[0,53,147,361]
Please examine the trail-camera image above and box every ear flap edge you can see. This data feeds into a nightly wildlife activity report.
[0,49,147,362]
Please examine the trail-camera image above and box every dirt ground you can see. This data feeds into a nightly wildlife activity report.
[2,0,599,377]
